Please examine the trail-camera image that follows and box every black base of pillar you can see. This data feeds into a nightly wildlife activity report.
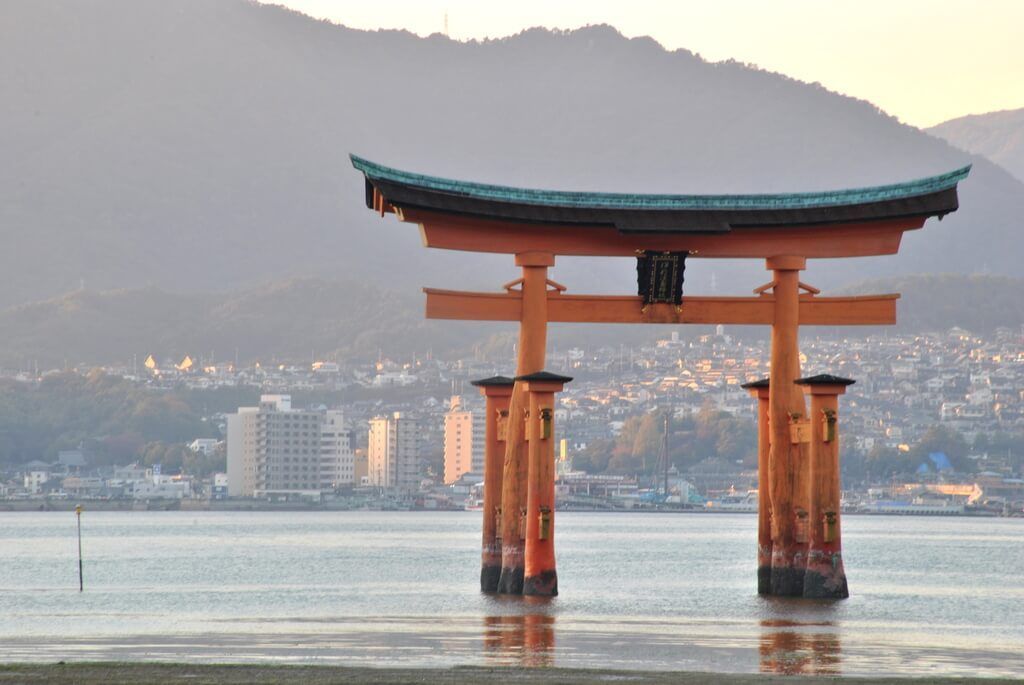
[523,570,558,597]
[480,564,502,593]
[496,566,524,594]
[770,567,805,597]
[802,570,849,599]
[757,565,772,595]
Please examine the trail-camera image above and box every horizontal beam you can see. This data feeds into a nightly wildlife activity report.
[400,208,920,259]
[424,289,898,326]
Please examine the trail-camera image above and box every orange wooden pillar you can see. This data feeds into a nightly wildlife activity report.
[797,374,853,599]
[766,256,808,596]
[471,375,515,593]
[519,371,572,596]
[742,378,772,594]
[497,252,552,594]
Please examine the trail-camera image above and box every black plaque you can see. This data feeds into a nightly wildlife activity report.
[636,251,687,305]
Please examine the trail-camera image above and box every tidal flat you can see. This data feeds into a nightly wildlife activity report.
[1,664,1022,685]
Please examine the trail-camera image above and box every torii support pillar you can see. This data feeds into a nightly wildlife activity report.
[741,378,772,595]
[471,375,515,593]
[766,256,810,597]
[796,374,854,599]
[497,252,553,595]
[519,371,572,597]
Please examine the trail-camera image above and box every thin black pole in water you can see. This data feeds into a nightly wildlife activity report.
[75,504,83,592]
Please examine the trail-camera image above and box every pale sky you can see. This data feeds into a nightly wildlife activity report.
[273,0,1024,128]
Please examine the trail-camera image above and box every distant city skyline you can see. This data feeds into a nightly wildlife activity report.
[271,0,1024,128]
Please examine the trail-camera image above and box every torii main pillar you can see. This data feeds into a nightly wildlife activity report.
[765,256,810,596]
[496,252,554,595]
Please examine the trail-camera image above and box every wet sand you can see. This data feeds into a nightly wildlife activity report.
[0,664,1021,685]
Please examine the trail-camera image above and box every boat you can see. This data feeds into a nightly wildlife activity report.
[704,491,758,512]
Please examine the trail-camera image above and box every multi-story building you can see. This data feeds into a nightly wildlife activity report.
[443,396,485,484]
[368,412,421,489]
[321,410,355,487]
[226,395,353,497]
[226,407,258,497]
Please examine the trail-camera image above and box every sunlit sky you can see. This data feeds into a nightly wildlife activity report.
[272,0,1024,128]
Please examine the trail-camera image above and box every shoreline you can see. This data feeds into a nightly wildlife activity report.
[0,500,1010,517]
[1,663,1021,685]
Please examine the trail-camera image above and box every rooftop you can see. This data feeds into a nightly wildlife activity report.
[353,155,970,234]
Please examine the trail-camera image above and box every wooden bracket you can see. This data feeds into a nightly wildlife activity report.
[753,280,777,296]
[798,281,821,295]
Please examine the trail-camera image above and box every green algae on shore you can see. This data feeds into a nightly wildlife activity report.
[0,664,1021,685]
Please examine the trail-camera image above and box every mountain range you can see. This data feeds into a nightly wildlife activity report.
[929,108,1024,183]
[2,0,1022,365]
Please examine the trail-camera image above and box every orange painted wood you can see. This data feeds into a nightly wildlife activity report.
[767,263,809,596]
[479,385,513,592]
[747,386,772,594]
[523,387,559,596]
[802,388,849,598]
[400,208,922,258]
[424,289,898,326]
[497,261,550,594]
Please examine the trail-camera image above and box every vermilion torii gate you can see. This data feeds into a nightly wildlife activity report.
[352,155,968,599]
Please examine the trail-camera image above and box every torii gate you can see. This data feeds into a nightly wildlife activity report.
[352,155,968,599]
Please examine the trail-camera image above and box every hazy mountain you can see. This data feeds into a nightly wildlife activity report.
[2,274,1020,370]
[2,0,1022,314]
[928,108,1024,182]
[0,279,489,369]
[836,274,1024,335]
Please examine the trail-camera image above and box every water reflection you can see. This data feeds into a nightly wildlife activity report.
[759,619,841,675]
[483,598,556,667]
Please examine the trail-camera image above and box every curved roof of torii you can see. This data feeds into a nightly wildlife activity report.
[352,155,970,234]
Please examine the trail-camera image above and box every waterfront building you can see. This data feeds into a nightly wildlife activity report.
[24,471,50,494]
[321,410,355,486]
[226,395,353,498]
[368,412,421,489]
[443,396,485,484]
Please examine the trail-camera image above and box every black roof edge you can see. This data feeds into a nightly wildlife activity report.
[515,371,574,383]
[794,374,856,386]
[469,375,516,387]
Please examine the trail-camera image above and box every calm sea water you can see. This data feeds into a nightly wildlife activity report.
[1,511,1022,677]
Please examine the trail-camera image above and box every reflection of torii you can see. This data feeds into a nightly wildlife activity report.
[352,154,969,599]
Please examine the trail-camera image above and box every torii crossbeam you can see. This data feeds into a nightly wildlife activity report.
[352,154,969,599]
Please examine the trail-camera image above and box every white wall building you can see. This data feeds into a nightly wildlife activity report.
[226,395,354,498]
[188,438,220,456]
[24,470,50,494]
[321,410,355,487]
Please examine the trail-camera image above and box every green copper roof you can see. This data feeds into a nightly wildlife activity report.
[351,154,970,211]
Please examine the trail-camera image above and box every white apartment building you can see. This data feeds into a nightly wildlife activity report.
[226,395,354,497]
[443,396,485,484]
[321,410,355,487]
[368,412,421,489]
